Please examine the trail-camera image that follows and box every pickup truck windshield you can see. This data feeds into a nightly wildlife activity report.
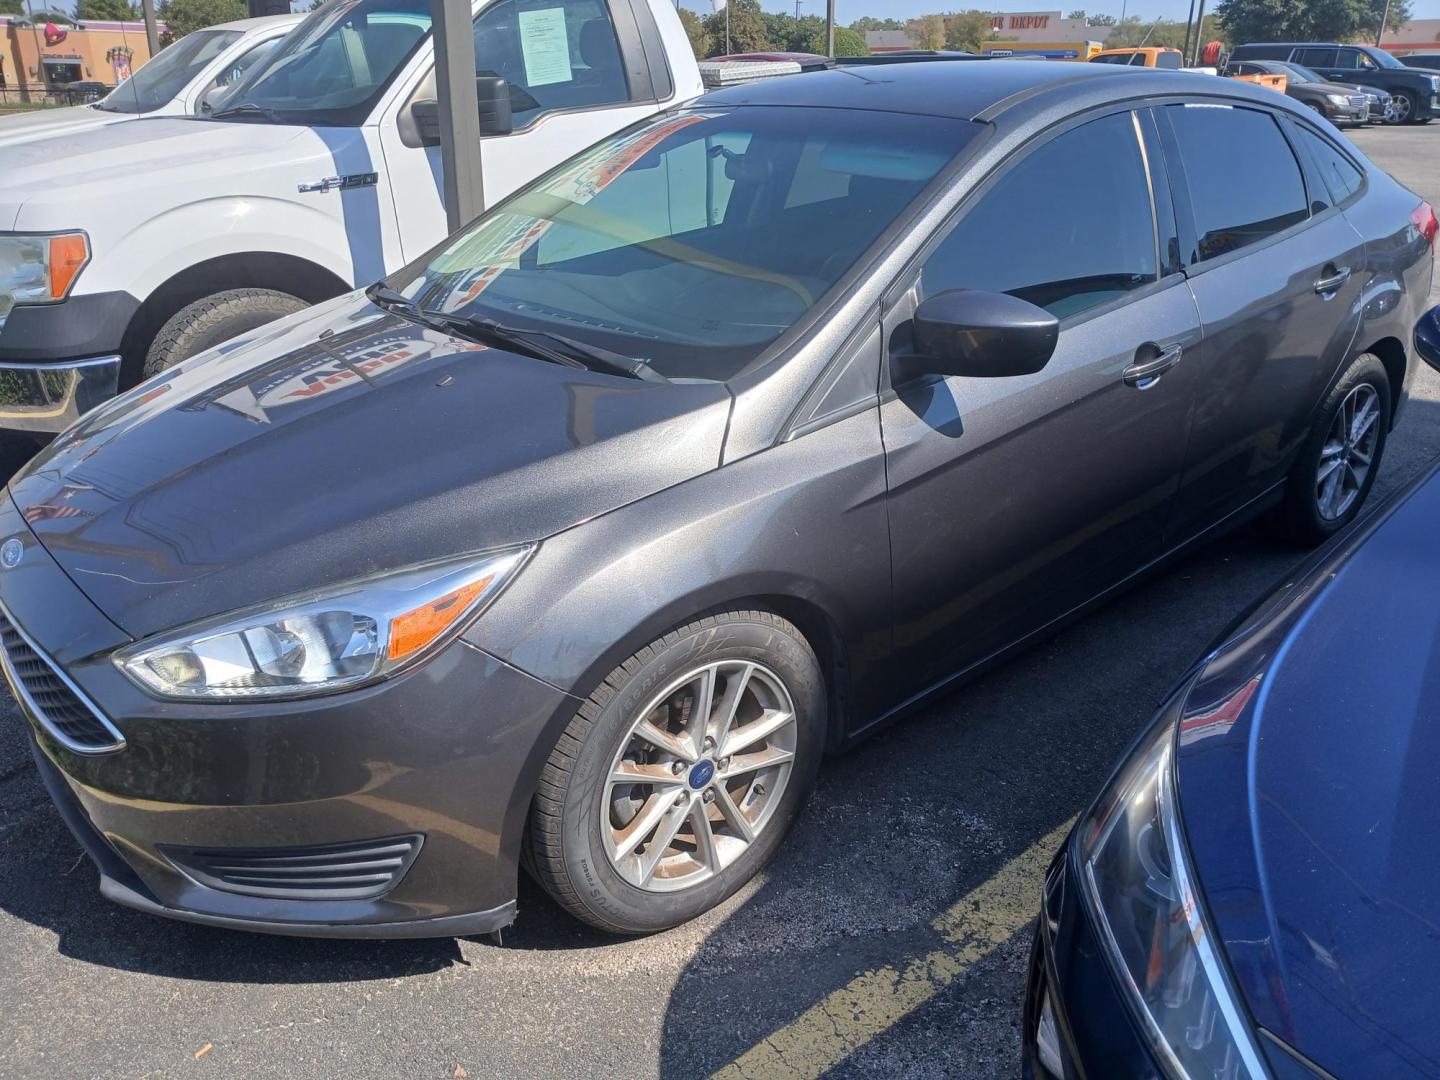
[216,0,431,126]
[97,28,242,114]
[388,107,978,382]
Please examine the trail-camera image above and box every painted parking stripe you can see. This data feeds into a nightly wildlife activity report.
[712,818,1076,1080]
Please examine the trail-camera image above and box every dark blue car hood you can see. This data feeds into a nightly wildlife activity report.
[1177,467,1440,1079]
[9,295,731,639]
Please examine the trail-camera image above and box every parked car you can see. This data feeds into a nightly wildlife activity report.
[1225,58,1375,124]
[3,61,1434,940]
[1229,42,1440,123]
[0,15,301,146]
[0,0,702,436]
[1025,305,1440,1079]
[1399,52,1440,71]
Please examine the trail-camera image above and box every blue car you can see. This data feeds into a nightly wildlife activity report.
[1026,308,1440,1079]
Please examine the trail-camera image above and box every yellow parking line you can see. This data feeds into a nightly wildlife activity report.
[712,818,1076,1080]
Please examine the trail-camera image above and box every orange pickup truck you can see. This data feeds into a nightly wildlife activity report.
[1089,45,1288,92]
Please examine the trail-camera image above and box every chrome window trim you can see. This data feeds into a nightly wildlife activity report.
[0,594,125,755]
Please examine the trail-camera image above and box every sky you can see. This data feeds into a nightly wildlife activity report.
[677,0,1440,24]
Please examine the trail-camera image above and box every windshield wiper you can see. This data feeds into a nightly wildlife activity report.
[209,102,275,122]
[366,285,667,383]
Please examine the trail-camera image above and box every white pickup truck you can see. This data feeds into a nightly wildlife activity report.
[0,0,701,433]
[0,15,302,146]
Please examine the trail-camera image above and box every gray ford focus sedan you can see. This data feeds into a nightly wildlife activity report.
[4,62,1435,937]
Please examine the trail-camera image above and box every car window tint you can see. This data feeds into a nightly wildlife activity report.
[1294,47,1337,67]
[919,111,1157,320]
[1332,48,1367,70]
[398,107,975,381]
[1296,126,1364,205]
[473,0,631,127]
[1166,104,1308,262]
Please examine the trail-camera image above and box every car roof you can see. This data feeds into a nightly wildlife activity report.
[693,60,1228,120]
[213,12,305,32]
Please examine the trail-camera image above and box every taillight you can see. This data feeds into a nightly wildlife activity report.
[1414,201,1439,251]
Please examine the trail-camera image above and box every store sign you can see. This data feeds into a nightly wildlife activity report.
[989,12,1054,31]
[43,23,68,46]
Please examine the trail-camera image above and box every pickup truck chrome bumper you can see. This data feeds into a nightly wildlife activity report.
[0,355,120,434]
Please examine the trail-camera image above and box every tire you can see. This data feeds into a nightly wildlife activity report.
[1386,90,1418,125]
[1279,353,1391,546]
[525,610,826,934]
[1307,101,1327,120]
[143,288,307,379]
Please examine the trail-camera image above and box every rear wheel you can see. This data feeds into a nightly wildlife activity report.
[143,288,307,379]
[1278,353,1390,545]
[525,610,825,934]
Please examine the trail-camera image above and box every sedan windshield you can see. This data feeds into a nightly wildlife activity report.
[1279,62,1321,83]
[97,28,241,114]
[215,0,430,126]
[388,107,977,382]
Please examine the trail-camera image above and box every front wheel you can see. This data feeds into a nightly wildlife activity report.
[1278,353,1391,546]
[1385,90,1417,125]
[143,288,308,379]
[525,610,825,934]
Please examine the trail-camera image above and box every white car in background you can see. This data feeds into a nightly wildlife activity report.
[0,14,302,145]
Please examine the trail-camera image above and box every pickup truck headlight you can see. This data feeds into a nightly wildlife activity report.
[0,232,90,331]
[114,547,532,700]
[1078,710,1269,1079]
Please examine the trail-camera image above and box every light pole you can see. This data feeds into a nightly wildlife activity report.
[431,0,484,230]
[825,0,834,55]
[1375,0,1392,46]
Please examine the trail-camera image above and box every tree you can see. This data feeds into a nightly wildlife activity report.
[157,0,246,38]
[1215,0,1410,45]
[77,0,139,19]
[945,9,992,52]
[677,6,707,58]
[0,0,24,15]
[701,0,770,56]
[803,24,868,55]
[906,13,946,50]
[850,16,903,31]
[1086,12,1117,26]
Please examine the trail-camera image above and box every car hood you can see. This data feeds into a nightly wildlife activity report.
[0,105,116,146]
[9,294,732,640]
[1176,466,1440,1078]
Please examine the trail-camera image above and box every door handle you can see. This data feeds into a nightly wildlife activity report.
[1123,343,1184,389]
[1314,266,1352,295]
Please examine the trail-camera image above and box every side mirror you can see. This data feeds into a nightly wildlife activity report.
[197,83,226,115]
[1416,305,1440,373]
[911,289,1059,378]
[410,76,513,147]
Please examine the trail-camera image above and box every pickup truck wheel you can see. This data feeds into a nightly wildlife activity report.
[143,288,307,379]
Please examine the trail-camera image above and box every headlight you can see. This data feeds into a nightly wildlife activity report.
[1325,92,1348,105]
[0,232,90,331]
[114,547,531,700]
[1431,75,1439,91]
[1078,710,1269,1079]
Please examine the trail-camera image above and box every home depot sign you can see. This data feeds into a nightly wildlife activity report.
[981,10,1094,41]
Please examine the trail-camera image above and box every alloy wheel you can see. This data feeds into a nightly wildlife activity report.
[1315,383,1380,521]
[1386,95,1411,124]
[602,660,797,892]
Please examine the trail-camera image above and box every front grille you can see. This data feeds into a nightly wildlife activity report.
[1349,94,1368,109]
[0,606,124,754]
[162,835,424,901]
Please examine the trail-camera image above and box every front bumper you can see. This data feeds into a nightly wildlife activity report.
[0,355,120,434]
[1324,102,1369,125]
[1,498,579,937]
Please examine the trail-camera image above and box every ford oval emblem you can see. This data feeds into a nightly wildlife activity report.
[0,538,21,569]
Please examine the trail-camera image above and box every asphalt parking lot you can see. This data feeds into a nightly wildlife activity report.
[2,122,1439,1080]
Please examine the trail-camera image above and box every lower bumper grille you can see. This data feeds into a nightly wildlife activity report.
[162,835,424,901]
[0,604,124,754]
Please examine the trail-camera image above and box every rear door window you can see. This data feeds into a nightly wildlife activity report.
[1165,104,1309,263]
[473,0,632,128]
[919,111,1158,320]
[1293,47,1337,67]
[1294,126,1365,205]
[1155,51,1182,69]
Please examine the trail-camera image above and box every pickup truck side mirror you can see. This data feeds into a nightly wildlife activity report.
[197,83,227,115]
[410,76,514,147]
[910,289,1059,378]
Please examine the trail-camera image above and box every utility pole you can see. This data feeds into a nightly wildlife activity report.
[432,0,484,231]
[1375,0,1392,46]
[725,1,730,55]
[1190,0,1206,65]
[825,0,834,54]
[140,0,159,59]
[1180,0,1196,62]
